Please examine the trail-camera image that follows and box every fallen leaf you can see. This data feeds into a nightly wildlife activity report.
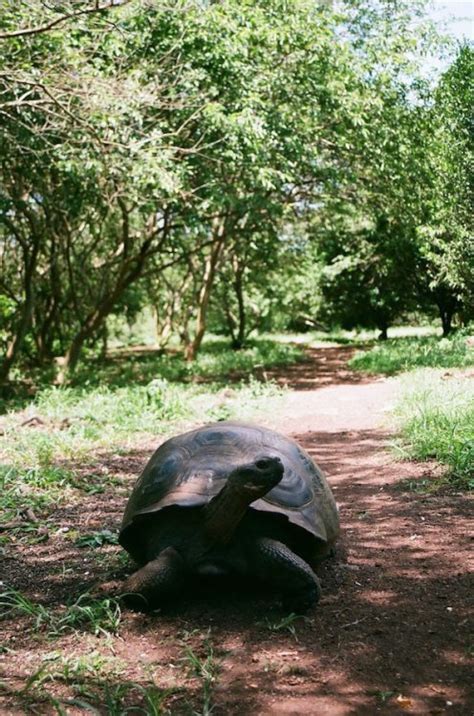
[396,694,413,709]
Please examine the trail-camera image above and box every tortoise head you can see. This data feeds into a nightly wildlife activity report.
[226,455,284,500]
[203,455,284,543]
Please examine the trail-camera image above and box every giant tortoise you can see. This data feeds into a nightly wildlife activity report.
[119,421,339,611]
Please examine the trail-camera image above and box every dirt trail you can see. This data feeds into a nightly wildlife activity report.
[1,347,472,715]
[259,347,473,715]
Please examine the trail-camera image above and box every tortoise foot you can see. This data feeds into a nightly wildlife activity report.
[281,579,321,613]
[120,547,186,611]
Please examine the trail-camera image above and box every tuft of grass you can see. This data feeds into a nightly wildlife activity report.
[259,613,311,641]
[0,589,121,638]
[394,370,474,489]
[0,589,52,631]
[180,630,220,716]
[349,334,473,375]
[0,463,79,523]
[10,652,173,716]
[53,593,122,637]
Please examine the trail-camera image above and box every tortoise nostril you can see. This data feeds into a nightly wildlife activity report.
[256,458,272,470]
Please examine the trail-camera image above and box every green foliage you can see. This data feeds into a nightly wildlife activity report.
[394,370,474,488]
[2,0,464,378]
[349,334,474,375]
[418,45,474,314]
[75,530,118,548]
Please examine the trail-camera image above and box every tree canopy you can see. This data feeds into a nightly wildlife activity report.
[0,0,472,383]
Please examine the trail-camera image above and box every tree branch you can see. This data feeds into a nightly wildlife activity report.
[0,1,131,40]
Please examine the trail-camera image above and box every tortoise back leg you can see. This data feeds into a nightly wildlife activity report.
[121,546,186,611]
[247,537,321,612]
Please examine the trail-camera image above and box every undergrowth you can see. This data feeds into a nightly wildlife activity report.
[349,333,473,375]
[72,337,303,390]
[394,370,474,489]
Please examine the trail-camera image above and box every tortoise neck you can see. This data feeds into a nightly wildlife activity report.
[203,483,251,544]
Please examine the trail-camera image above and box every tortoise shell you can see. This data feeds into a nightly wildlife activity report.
[120,422,339,554]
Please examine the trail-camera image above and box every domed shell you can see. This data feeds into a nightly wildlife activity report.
[119,422,339,554]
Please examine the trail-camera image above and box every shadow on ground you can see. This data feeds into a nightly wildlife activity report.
[1,427,471,715]
[267,346,370,391]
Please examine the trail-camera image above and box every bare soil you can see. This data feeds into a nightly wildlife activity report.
[0,347,472,715]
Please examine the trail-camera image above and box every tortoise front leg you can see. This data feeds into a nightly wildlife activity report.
[121,546,186,611]
[248,537,321,612]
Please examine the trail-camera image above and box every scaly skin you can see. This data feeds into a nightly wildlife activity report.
[120,534,320,612]
[121,546,186,610]
[248,536,321,612]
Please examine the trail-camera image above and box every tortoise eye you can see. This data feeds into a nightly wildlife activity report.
[256,458,272,470]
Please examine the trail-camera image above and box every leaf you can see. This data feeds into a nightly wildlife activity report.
[75,530,118,548]
[396,694,413,709]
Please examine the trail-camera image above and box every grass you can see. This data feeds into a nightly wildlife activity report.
[3,651,173,715]
[0,589,122,638]
[346,331,474,488]
[394,370,474,489]
[0,337,296,523]
[180,630,220,716]
[72,336,304,390]
[259,613,311,642]
[349,333,473,375]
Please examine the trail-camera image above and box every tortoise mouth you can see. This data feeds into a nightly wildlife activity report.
[227,456,284,495]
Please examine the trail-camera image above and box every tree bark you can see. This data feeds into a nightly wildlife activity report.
[185,219,227,362]
[0,241,39,384]
[232,259,246,350]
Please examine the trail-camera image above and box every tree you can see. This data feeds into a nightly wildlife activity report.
[417,44,474,334]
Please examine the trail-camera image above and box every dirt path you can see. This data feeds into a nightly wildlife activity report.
[1,347,472,715]
[262,347,472,715]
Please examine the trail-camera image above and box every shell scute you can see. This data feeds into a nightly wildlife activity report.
[120,422,339,551]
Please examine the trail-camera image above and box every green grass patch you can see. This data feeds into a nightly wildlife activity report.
[349,333,473,375]
[394,370,474,489]
[0,464,79,523]
[0,589,121,638]
[71,336,303,390]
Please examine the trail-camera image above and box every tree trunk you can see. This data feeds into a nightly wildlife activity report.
[440,310,453,337]
[377,324,388,341]
[56,326,91,384]
[185,220,227,362]
[434,288,458,337]
[222,288,237,347]
[232,261,246,350]
[57,269,145,382]
[0,243,39,384]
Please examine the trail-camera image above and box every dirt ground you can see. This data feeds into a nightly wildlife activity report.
[0,347,472,715]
